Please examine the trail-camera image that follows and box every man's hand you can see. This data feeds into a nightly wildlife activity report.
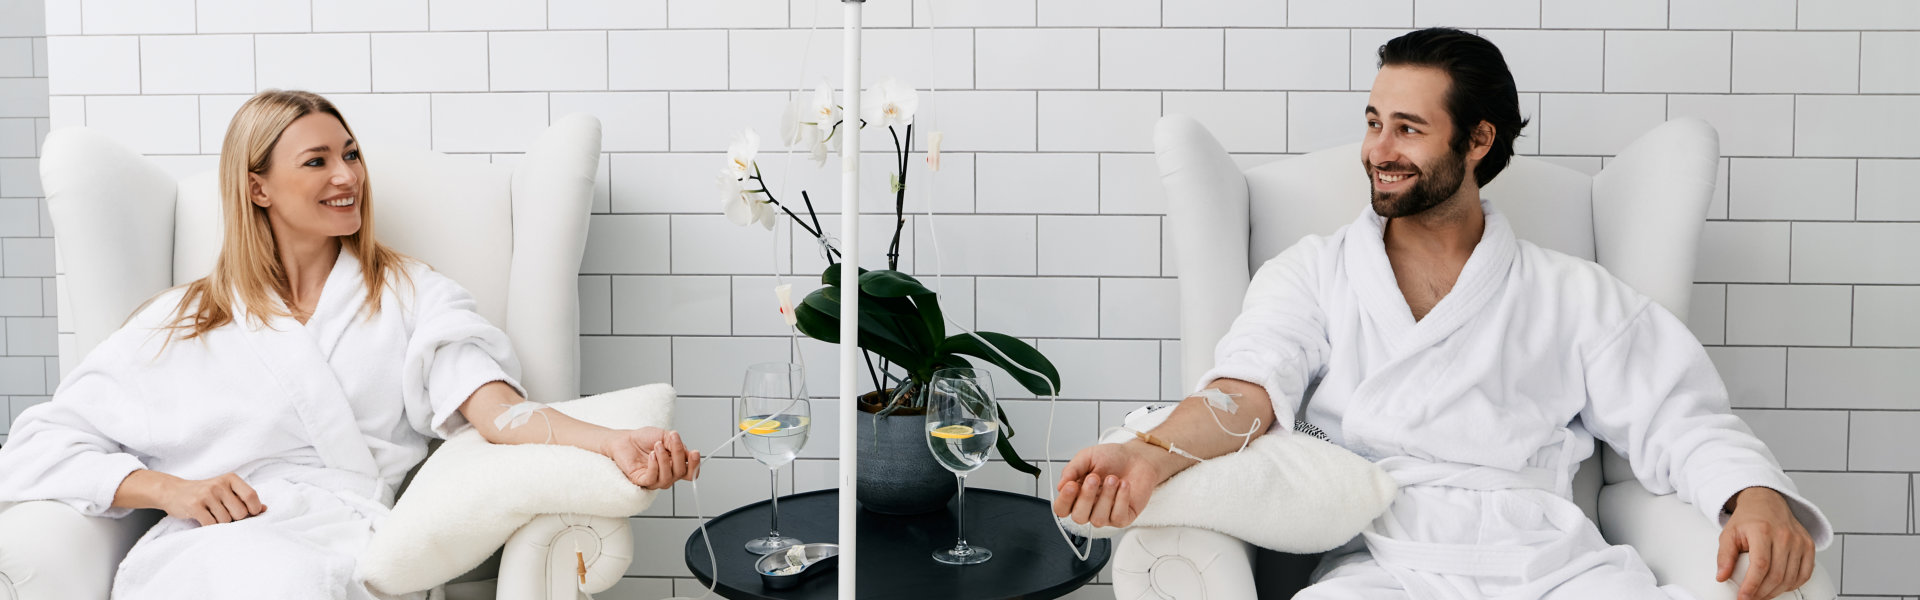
[1717,486,1814,600]
[1051,441,1179,528]
[600,427,702,490]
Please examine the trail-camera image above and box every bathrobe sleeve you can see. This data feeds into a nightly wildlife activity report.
[400,266,525,440]
[1195,236,1334,429]
[1578,299,1833,549]
[0,328,154,518]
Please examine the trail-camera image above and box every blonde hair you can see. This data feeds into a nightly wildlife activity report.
[166,89,409,340]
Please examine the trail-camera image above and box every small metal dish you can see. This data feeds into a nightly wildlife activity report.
[755,542,840,590]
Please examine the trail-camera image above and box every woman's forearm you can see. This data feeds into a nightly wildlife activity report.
[458,381,617,453]
[112,469,178,511]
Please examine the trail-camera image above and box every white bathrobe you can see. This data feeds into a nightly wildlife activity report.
[0,249,521,600]
[1199,201,1832,600]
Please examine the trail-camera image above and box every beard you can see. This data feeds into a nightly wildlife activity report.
[1366,145,1467,219]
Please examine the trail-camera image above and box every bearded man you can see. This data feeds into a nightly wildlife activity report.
[1054,28,1827,600]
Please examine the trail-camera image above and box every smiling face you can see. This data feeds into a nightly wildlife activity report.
[1362,65,1483,219]
[248,113,364,244]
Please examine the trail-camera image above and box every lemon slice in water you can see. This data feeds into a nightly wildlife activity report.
[930,424,976,439]
[738,418,780,434]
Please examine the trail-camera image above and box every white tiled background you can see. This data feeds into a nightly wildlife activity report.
[0,0,52,455]
[4,0,1918,598]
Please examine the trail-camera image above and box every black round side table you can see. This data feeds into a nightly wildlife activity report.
[683,488,1111,600]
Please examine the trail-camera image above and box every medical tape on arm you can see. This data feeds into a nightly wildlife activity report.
[494,401,555,444]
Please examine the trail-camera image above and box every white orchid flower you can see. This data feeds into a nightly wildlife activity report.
[862,77,917,129]
[717,168,776,230]
[778,85,841,166]
[728,128,761,181]
[810,82,840,139]
[784,108,831,166]
[780,98,813,148]
[809,136,831,164]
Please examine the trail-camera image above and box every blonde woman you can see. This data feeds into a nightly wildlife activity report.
[0,90,700,599]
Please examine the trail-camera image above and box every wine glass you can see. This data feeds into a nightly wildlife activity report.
[738,362,811,555]
[924,367,1000,565]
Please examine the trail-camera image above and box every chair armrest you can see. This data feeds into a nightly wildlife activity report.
[0,501,163,600]
[496,513,632,600]
[1598,478,1836,600]
[363,384,671,596]
[1112,527,1258,600]
[1155,114,1254,388]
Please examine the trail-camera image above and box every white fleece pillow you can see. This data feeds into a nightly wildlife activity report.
[359,383,674,595]
[1058,408,1398,554]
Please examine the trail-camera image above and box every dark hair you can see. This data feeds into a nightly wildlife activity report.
[1377,28,1529,187]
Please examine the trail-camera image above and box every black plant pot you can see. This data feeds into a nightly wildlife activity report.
[854,390,958,515]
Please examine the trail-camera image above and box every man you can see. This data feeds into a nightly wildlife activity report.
[1054,28,1826,600]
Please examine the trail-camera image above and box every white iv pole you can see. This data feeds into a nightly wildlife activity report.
[836,1,863,598]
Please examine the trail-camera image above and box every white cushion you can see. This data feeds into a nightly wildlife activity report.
[358,384,674,596]
[1058,407,1398,554]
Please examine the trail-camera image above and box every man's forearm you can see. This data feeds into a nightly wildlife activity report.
[1129,378,1278,477]
[459,381,616,453]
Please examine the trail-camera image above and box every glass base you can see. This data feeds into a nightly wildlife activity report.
[746,535,802,555]
[932,544,991,565]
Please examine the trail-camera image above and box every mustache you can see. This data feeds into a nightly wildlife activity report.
[1370,162,1418,174]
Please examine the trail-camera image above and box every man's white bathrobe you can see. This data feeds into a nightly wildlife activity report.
[1199,201,1831,600]
[0,249,521,600]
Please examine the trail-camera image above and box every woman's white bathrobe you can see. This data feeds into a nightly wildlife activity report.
[0,249,521,600]
[1199,202,1832,600]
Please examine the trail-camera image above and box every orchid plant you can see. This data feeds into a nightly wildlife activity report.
[718,77,1060,476]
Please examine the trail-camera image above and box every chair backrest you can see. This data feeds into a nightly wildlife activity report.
[41,115,602,403]
[1156,115,1720,505]
[1243,141,1598,275]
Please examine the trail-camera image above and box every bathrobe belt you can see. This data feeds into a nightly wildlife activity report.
[249,461,397,514]
[1362,434,1586,581]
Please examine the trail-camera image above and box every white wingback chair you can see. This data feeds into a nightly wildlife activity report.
[1113,115,1837,600]
[0,114,638,600]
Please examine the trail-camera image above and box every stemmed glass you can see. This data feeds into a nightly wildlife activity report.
[738,362,811,555]
[924,367,1001,565]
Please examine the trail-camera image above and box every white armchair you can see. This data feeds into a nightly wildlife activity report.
[0,114,640,600]
[1114,115,1837,600]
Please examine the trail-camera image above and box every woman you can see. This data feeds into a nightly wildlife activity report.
[0,90,700,599]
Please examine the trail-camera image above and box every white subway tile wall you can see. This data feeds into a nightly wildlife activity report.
[0,0,47,448]
[11,0,1916,595]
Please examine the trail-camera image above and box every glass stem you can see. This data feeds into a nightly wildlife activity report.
[954,473,968,550]
[769,466,781,536]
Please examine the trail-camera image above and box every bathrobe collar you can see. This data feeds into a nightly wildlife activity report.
[232,249,382,483]
[304,246,363,361]
[1344,197,1518,357]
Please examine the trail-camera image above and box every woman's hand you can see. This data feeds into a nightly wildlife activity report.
[145,471,266,526]
[600,427,702,490]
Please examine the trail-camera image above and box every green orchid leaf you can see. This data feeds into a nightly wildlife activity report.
[817,283,939,356]
[793,298,839,342]
[796,293,927,372]
[911,294,945,347]
[994,400,1017,440]
[940,332,1062,398]
[820,263,870,286]
[994,433,1041,477]
[856,271,950,354]
[858,270,936,298]
[805,288,913,355]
